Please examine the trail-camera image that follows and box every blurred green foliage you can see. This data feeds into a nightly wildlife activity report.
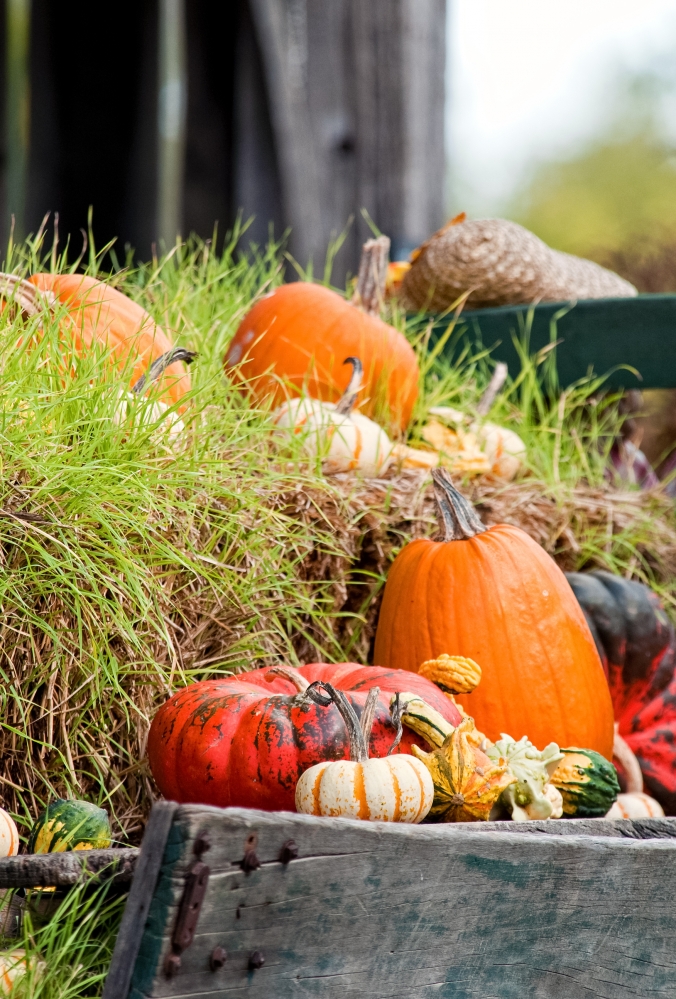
[508,73,676,289]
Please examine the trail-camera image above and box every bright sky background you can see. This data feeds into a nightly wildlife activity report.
[447,0,676,213]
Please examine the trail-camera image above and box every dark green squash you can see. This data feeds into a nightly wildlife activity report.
[549,748,620,818]
[28,799,111,854]
[566,570,676,814]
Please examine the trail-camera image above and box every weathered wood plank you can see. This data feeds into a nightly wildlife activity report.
[248,0,446,279]
[102,800,178,999]
[120,805,676,998]
[0,847,139,888]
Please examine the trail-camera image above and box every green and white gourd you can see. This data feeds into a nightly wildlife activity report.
[549,749,620,818]
[487,734,564,820]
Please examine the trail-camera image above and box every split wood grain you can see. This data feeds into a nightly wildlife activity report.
[0,847,139,888]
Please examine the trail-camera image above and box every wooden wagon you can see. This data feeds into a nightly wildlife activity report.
[2,802,673,998]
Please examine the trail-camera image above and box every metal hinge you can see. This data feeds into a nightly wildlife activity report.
[164,833,211,977]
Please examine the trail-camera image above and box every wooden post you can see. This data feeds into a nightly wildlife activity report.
[5,0,31,242]
[247,0,446,280]
[157,0,187,248]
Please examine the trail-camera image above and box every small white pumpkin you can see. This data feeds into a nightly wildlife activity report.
[273,357,394,477]
[0,950,38,995]
[474,421,527,480]
[428,405,527,480]
[605,792,665,819]
[0,811,19,860]
[295,682,433,823]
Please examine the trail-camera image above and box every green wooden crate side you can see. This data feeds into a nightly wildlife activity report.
[128,819,188,999]
[429,294,676,390]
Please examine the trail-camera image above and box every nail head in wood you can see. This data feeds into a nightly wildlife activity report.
[249,950,265,971]
[241,831,261,873]
[278,839,299,864]
[193,831,211,857]
[210,946,227,970]
[164,953,181,977]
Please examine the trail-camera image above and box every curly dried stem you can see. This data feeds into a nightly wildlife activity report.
[431,468,487,541]
[334,357,363,416]
[264,666,310,694]
[131,347,197,395]
[393,692,455,749]
[304,681,373,763]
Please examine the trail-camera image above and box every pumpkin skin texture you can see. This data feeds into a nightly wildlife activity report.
[28,799,112,854]
[373,470,615,758]
[28,274,191,407]
[224,283,419,432]
[566,570,676,814]
[148,662,462,812]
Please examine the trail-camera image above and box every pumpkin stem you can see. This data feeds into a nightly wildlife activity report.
[264,666,310,695]
[132,347,197,395]
[351,235,390,315]
[334,357,363,416]
[476,362,508,417]
[431,468,487,541]
[304,681,371,763]
[359,687,380,744]
[387,693,404,756]
[0,272,52,316]
[613,724,643,793]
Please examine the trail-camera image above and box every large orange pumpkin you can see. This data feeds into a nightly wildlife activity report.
[19,273,192,407]
[224,282,419,432]
[373,469,615,757]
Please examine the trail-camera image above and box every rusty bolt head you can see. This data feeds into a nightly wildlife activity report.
[249,950,265,971]
[210,946,227,971]
[193,832,211,857]
[165,953,182,977]
[278,839,299,864]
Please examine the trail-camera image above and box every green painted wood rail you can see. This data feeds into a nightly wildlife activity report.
[430,295,676,390]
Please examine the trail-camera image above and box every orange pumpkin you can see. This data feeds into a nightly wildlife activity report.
[24,273,191,407]
[373,469,615,758]
[224,282,419,432]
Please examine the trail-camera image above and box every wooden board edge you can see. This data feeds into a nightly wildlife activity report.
[102,801,178,999]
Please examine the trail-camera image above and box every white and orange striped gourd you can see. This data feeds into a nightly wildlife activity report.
[606,792,664,819]
[273,357,393,477]
[0,810,19,860]
[295,681,433,823]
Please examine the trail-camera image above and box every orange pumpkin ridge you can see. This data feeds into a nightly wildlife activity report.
[224,282,419,433]
[373,468,615,758]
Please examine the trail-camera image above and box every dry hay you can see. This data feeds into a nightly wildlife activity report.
[284,469,676,663]
[1,465,674,843]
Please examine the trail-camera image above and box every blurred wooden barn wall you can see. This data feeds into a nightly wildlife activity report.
[3,0,446,279]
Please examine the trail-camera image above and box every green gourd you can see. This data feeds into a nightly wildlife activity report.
[28,799,111,854]
[549,748,620,818]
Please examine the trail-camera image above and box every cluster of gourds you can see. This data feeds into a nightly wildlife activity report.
[224,240,527,481]
[0,797,111,993]
[149,466,665,824]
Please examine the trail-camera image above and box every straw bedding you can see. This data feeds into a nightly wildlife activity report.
[1,464,673,842]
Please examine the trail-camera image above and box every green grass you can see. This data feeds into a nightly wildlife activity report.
[0,223,672,995]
